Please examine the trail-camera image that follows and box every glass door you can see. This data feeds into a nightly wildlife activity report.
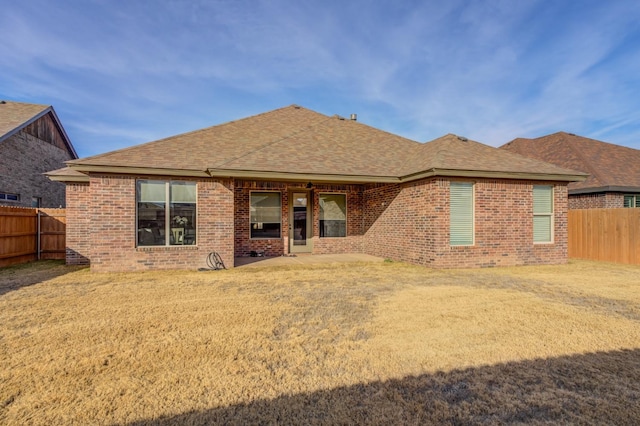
[289,191,312,253]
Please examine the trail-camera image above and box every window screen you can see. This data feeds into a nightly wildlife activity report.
[533,185,553,243]
[450,183,474,246]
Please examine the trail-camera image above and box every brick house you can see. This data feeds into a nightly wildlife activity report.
[48,105,586,271]
[501,132,640,209]
[0,100,78,207]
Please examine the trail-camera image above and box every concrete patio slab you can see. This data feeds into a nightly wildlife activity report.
[234,253,385,268]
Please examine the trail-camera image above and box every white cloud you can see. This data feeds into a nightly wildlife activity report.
[1,0,639,154]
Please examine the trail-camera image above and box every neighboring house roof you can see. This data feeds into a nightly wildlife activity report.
[501,131,640,194]
[55,105,586,184]
[0,100,78,158]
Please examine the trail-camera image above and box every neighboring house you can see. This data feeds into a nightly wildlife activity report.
[0,100,78,207]
[501,132,640,209]
[48,105,586,271]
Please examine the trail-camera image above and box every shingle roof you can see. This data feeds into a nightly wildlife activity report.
[210,109,423,177]
[0,100,77,158]
[405,134,582,177]
[65,105,586,183]
[501,132,640,193]
[68,105,421,177]
[46,166,89,182]
[0,100,50,140]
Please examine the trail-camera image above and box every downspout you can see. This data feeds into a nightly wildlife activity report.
[37,209,41,260]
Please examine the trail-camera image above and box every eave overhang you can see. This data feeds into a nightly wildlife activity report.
[205,168,400,183]
[67,164,211,178]
[569,185,640,195]
[64,163,588,185]
[47,174,91,183]
[400,168,588,183]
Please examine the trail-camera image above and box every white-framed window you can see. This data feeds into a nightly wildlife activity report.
[533,185,553,243]
[250,192,281,239]
[623,194,640,208]
[319,193,347,237]
[136,180,197,246]
[450,182,474,246]
[0,192,20,202]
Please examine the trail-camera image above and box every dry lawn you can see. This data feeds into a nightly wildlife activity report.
[1,259,639,425]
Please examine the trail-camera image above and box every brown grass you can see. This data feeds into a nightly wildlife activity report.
[1,259,639,424]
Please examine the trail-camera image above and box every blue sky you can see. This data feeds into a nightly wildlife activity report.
[2,0,640,157]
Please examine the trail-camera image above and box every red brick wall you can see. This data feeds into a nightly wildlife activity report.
[66,174,571,271]
[234,180,364,257]
[363,178,569,268]
[363,181,433,263]
[568,192,624,209]
[65,183,91,265]
[85,174,234,272]
[431,179,568,268]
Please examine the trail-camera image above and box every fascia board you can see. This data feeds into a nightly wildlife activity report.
[206,168,400,183]
[401,169,588,183]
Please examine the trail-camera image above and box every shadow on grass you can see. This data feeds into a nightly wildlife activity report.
[0,260,83,296]
[128,348,640,425]
[234,255,276,267]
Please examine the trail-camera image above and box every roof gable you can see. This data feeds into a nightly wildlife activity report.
[501,132,640,192]
[0,100,77,158]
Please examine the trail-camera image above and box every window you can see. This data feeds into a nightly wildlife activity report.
[319,193,346,237]
[31,197,42,208]
[623,195,640,208]
[0,192,20,202]
[137,180,197,246]
[250,192,281,238]
[450,183,474,246]
[533,185,553,243]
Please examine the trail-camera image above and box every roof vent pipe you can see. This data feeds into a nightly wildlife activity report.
[350,113,357,121]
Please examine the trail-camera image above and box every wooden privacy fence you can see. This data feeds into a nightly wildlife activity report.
[0,206,66,268]
[568,208,640,265]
